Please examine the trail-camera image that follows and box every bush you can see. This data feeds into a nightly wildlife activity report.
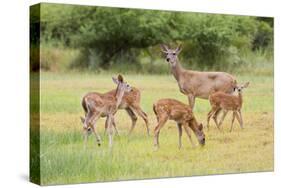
[33,3,273,71]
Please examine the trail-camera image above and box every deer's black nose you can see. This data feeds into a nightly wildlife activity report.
[166,58,170,62]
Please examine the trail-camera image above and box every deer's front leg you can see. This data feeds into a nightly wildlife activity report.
[177,123,183,149]
[238,110,244,129]
[106,115,114,148]
[89,113,102,146]
[188,94,195,109]
[183,124,196,148]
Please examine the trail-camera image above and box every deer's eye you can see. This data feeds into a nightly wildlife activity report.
[173,52,176,55]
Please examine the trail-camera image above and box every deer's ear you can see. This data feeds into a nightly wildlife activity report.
[243,82,250,88]
[176,44,182,54]
[80,116,85,124]
[198,123,203,131]
[160,44,169,53]
[112,77,119,84]
[117,74,124,82]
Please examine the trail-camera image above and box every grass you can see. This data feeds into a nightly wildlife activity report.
[37,72,274,185]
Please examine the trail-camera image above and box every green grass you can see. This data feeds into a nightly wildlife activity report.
[38,72,274,185]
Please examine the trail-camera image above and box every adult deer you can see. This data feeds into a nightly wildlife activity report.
[81,86,149,136]
[160,44,237,110]
[81,75,132,147]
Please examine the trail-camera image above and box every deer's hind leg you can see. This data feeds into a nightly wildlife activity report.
[212,108,222,127]
[132,105,150,136]
[126,107,138,135]
[218,110,228,129]
[207,107,219,130]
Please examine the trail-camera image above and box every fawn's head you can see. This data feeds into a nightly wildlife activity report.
[234,82,250,94]
[197,123,205,146]
[187,118,205,146]
[112,74,132,94]
[160,44,182,67]
[80,117,92,135]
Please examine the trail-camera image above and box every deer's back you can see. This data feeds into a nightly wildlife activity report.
[106,87,141,107]
[209,92,240,110]
[154,98,193,122]
[181,70,236,98]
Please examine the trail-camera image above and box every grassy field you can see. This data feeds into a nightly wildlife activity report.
[37,72,273,185]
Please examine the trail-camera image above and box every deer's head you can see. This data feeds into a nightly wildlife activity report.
[112,74,132,93]
[234,82,250,94]
[80,117,92,135]
[197,123,205,146]
[160,44,182,67]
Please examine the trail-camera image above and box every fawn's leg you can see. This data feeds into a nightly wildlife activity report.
[177,123,183,149]
[230,111,236,132]
[83,111,93,147]
[153,116,168,149]
[238,109,244,129]
[105,116,119,136]
[183,124,196,148]
[88,112,102,146]
[207,108,218,130]
[132,105,150,136]
[111,117,119,136]
[106,115,114,148]
[126,107,138,135]
[218,110,228,129]
[212,108,222,127]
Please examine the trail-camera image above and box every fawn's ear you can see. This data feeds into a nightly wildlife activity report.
[160,44,169,53]
[117,74,124,83]
[112,77,119,84]
[175,44,182,54]
[198,123,203,131]
[80,116,85,124]
[243,82,250,88]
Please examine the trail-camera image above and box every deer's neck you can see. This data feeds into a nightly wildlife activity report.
[171,59,185,82]
[188,118,201,135]
[114,86,125,108]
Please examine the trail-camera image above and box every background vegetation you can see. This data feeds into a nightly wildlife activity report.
[30,3,273,74]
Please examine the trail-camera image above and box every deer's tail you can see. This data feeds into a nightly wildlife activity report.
[81,97,87,113]
[152,104,157,116]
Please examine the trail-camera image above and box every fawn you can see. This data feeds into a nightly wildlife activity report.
[81,75,131,147]
[207,82,250,132]
[81,86,149,136]
[153,98,205,150]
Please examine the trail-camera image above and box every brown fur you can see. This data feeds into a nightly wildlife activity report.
[153,98,205,149]
[207,82,249,132]
[161,44,237,109]
[82,75,131,147]
[82,87,149,135]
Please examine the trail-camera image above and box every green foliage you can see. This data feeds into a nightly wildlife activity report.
[33,3,273,70]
